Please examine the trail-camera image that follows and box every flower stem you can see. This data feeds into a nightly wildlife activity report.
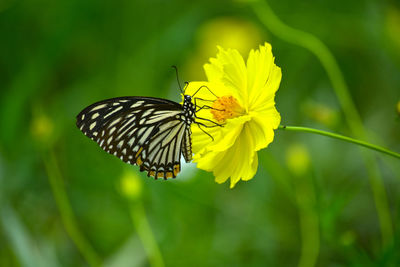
[278,125,400,159]
[292,173,319,267]
[44,150,101,267]
[252,0,394,247]
[129,202,165,267]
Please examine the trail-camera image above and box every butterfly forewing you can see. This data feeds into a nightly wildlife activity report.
[76,96,191,179]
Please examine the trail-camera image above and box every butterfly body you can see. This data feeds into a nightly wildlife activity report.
[77,95,195,179]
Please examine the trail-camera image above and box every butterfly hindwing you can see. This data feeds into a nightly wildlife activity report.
[139,118,187,179]
[76,96,189,178]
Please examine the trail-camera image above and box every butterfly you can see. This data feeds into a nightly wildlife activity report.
[76,83,220,179]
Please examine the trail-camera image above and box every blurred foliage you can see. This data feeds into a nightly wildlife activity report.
[1,0,400,266]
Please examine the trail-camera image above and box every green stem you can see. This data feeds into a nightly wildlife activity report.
[292,172,319,267]
[44,150,102,267]
[129,202,165,267]
[279,125,400,159]
[252,0,394,247]
[251,1,362,135]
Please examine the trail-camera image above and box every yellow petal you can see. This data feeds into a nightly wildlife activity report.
[248,108,281,151]
[204,47,247,106]
[194,122,259,188]
[252,65,282,111]
[227,125,258,188]
[191,124,221,154]
[243,152,258,181]
[194,148,226,172]
[246,43,274,106]
[207,115,251,152]
[204,58,224,84]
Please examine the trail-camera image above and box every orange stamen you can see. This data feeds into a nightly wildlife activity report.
[211,96,243,122]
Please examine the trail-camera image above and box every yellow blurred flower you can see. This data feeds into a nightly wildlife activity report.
[197,17,263,59]
[385,6,400,51]
[118,170,142,201]
[30,112,54,143]
[186,43,281,188]
[302,100,339,128]
[186,17,263,80]
[397,100,400,115]
[285,143,311,176]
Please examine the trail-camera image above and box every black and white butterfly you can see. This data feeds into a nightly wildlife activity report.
[76,83,220,179]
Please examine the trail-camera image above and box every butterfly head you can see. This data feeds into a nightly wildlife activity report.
[183,94,192,102]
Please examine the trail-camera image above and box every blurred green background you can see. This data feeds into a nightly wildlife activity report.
[1,0,400,266]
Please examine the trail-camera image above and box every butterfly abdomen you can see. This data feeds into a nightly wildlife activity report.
[182,128,192,162]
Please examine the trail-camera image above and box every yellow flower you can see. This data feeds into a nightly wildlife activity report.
[397,100,400,115]
[30,108,54,146]
[118,170,142,201]
[185,17,263,81]
[285,143,311,176]
[186,43,281,188]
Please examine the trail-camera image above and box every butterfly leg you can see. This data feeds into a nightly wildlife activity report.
[196,105,224,113]
[195,123,215,141]
[191,85,219,98]
[194,116,224,127]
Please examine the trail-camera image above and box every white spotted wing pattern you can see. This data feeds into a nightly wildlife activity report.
[76,96,195,179]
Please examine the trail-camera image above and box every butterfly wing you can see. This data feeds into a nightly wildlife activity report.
[139,117,188,179]
[76,96,190,179]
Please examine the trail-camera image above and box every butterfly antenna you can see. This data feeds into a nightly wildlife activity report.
[171,65,183,94]
[183,81,189,94]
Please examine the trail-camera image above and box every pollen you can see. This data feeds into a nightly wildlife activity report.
[211,95,243,122]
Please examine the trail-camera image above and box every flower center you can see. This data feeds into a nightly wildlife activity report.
[211,96,243,122]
